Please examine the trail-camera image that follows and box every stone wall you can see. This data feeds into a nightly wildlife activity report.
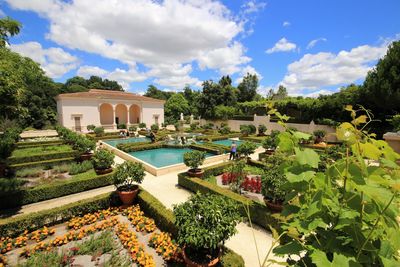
[200,114,337,142]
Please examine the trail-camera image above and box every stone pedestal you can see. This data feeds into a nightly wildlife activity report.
[383,132,400,154]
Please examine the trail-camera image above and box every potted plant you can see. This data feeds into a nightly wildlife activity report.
[183,150,206,177]
[113,161,145,206]
[150,124,159,132]
[86,124,96,133]
[74,136,96,161]
[261,154,287,212]
[138,122,146,130]
[313,129,327,144]
[261,130,279,157]
[128,125,137,134]
[173,193,241,267]
[237,141,257,162]
[92,148,114,174]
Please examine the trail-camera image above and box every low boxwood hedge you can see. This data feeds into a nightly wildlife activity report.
[8,157,76,171]
[7,150,79,165]
[196,133,241,141]
[117,142,163,153]
[0,171,115,209]
[0,192,115,237]
[16,140,64,148]
[116,141,152,151]
[189,144,221,155]
[240,136,266,143]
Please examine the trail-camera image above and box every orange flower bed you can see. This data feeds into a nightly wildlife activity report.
[28,226,56,242]
[0,254,7,267]
[67,207,120,229]
[125,205,156,233]
[115,223,155,267]
[148,232,183,262]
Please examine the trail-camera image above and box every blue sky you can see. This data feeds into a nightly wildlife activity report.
[2,0,399,96]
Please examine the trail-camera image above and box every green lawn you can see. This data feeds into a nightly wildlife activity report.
[12,145,73,157]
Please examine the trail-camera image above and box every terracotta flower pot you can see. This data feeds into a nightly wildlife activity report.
[182,246,221,267]
[187,169,204,178]
[118,186,139,207]
[264,198,283,213]
[95,167,113,175]
[80,152,93,161]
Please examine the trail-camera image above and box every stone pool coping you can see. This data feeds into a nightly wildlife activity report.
[101,141,228,176]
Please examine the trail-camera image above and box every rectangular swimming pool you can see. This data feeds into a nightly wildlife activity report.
[129,148,214,168]
[104,137,150,147]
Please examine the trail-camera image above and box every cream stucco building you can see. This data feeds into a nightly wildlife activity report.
[56,89,165,131]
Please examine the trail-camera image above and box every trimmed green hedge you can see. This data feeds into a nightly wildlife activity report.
[116,141,152,151]
[0,193,115,237]
[240,136,266,143]
[118,142,163,153]
[7,150,79,165]
[189,144,222,155]
[88,135,122,141]
[16,140,64,148]
[9,157,76,171]
[196,133,241,141]
[136,189,177,237]
[178,162,279,231]
[0,171,115,209]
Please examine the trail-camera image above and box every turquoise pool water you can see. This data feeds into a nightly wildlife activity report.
[130,148,213,168]
[212,139,243,147]
[104,137,150,147]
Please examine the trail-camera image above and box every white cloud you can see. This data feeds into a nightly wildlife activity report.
[7,0,253,88]
[266,38,297,54]
[235,65,263,84]
[198,42,251,74]
[0,8,5,17]
[283,21,290,27]
[307,38,327,49]
[241,1,267,14]
[10,41,79,78]
[280,42,390,94]
[303,90,333,98]
[77,65,108,78]
[147,63,201,89]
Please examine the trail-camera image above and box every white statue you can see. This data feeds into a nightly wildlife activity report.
[180,113,184,121]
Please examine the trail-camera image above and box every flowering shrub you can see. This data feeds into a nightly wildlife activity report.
[149,232,183,262]
[241,175,261,193]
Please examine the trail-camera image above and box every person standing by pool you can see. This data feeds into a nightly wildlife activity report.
[229,141,237,160]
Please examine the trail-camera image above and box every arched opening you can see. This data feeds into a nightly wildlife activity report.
[99,103,113,125]
[129,104,141,124]
[115,104,128,125]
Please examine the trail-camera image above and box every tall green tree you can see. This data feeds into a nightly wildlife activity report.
[144,85,173,100]
[237,73,258,102]
[165,93,189,121]
[361,40,400,113]
[0,17,21,47]
[273,85,288,100]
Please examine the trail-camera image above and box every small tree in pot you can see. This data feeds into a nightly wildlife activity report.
[257,124,267,136]
[86,124,96,133]
[237,141,257,161]
[113,161,145,206]
[92,149,114,174]
[261,130,279,155]
[183,150,206,177]
[74,136,96,161]
[94,126,105,137]
[173,193,241,267]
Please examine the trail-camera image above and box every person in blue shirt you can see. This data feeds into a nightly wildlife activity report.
[229,141,237,160]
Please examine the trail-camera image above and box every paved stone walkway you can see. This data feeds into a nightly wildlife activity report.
[4,146,283,266]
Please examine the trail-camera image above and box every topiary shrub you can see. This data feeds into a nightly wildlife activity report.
[183,150,206,172]
[258,124,267,136]
[117,123,127,129]
[240,124,256,136]
[150,124,159,132]
[128,126,137,132]
[94,126,105,137]
[138,123,146,129]
[86,124,96,132]
[113,161,145,191]
[237,141,257,158]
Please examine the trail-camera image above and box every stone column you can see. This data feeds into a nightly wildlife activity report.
[112,105,116,130]
[126,105,130,128]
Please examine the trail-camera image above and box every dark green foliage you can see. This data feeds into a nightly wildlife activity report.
[219,125,231,135]
[117,142,162,153]
[150,124,159,131]
[215,105,236,120]
[0,171,115,209]
[165,93,189,121]
[390,114,400,131]
[262,130,279,150]
[258,124,267,135]
[313,129,326,138]
[261,166,287,203]
[16,140,63,149]
[117,123,126,129]
[138,122,146,129]
[62,75,123,92]
[0,16,21,47]
[237,73,258,102]
[144,85,173,100]
[240,124,256,136]
[86,124,96,132]
[220,249,245,267]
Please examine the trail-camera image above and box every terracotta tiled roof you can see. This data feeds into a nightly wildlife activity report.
[56,89,165,103]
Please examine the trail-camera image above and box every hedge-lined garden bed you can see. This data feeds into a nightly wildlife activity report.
[16,140,64,148]
[189,143,228,154]
[116,141,154,151]
[117,142,163,153]
[7,150,78,165]
[8,157,76,171]
[0,189,245,266]
[196,133,242,141]
[0,171,115,209]
[177,162,279,231]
